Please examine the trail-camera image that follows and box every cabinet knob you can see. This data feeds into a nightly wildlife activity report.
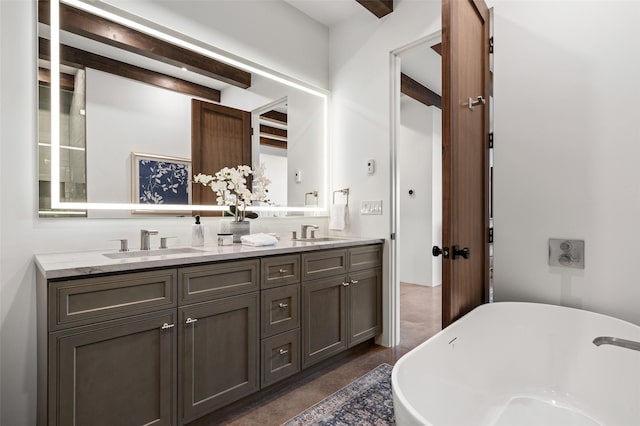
[161,323,175,330]
[350,279,359,284]
[278,269,288,274]
[342,282,350,287]
[279,348,289,355]
[185,317,198,324]
[278,303,288,309]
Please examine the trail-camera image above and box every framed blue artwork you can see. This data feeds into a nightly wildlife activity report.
[132,152,191,212]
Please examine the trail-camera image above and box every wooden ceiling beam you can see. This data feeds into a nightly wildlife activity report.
[260,110,288,125]
[401,73,441,109]
[38,67,76,91]
[260,137,287,149]
[431,43,442,56]
[260,124,287,139]
[38,1,251,89]
[355,0,393,18]
[39,38,221,103]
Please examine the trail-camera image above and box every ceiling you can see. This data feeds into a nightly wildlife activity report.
[283,0,363,27]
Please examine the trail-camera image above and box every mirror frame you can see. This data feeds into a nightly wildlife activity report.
[48,0,329,214]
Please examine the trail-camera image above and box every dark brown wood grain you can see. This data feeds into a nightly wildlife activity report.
[260,124,287,139]
[260,110,288,125]
[441,0,490,327]
[400,73,442,109]
[431,42,443,56]
[355,0,394,18]
[39,38,221,102]
[38,67,75,91]
[191,100,252,214]
[259,137,287,149]
[39,1,251,88]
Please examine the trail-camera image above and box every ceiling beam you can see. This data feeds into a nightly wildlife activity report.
[39,38,221,103]
[260,137,287,149]
[355,0,393,19]
[260,110,288,125]
[38,0,251,89]
[401,73,441,109]
[260,124,287,139]
[431,43,442,56]
[38,67,76,91]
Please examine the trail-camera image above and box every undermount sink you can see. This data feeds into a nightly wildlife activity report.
[293,237,344,243]
[103,247,205,259]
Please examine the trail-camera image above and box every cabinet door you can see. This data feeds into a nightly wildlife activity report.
[51,310,176,426]
[302,276,347,368]
[179,293,259,424]
[348,268,382,346]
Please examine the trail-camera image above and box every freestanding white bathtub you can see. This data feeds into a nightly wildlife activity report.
[392,302,640,425]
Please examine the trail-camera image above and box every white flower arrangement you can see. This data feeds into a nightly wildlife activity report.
[193,164,271,221]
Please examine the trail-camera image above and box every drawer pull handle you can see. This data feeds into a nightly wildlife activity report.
[278,303,288,309]
[161,323,175,330]
[342,282,350,287]
[279,349,289,355]
[351,279,359,284]
[278,269,289,274]
[185,317,198,324]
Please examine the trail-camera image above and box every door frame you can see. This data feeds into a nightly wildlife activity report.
[389,31,443,347]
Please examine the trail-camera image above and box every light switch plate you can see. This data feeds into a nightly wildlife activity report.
[549,239,584,269]
[360,200,382,215]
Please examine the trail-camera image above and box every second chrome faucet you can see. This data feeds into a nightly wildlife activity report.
[140,229,159,250]
[300,224,319,239]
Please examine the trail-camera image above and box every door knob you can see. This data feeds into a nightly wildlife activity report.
[452,246,470,260]
[432,246,449,258]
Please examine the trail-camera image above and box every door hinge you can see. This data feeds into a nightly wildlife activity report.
[489,227,494,244]
[390,233,396,240]
[489,37,494,54]
[489,132,494,149]
[251,127,254,136]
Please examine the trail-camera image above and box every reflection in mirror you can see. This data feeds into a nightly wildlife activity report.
[38,0,327,217]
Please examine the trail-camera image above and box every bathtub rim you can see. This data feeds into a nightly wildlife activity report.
[391,301,640,426]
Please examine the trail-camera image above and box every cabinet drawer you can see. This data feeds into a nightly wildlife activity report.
[302,249,347,280]
[49,270,177,331]
[261,284,300,338]
[261,329,300,388]
[261,255,300,289]
[179,259,259,304]
[348,244,382,272]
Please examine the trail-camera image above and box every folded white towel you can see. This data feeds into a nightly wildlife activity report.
[329,203,348,231]
[241,233,279,247]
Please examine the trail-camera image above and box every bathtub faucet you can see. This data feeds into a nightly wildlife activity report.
[593,336,640,352]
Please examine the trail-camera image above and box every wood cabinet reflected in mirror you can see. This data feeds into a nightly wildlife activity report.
[37,0,327,217]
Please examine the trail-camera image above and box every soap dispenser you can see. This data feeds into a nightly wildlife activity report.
[192,215,204,247]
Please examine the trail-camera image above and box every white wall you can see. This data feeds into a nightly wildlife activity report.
[431,107,442,286]
[399,97,433,286]
[0,2,329,424]
[330,0,441,345]
[491,0,640,326]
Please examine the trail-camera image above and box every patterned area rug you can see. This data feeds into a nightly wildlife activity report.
[282,363,395,425]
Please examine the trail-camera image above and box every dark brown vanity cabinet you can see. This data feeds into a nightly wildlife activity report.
[39,270,179,426]
[301,245,382,368]
[260,255,302,388]
[38,243,382,425]
[177,260,260,424]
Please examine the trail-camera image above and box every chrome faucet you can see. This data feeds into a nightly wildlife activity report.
[300,224,319,239]
[140,229,159,250]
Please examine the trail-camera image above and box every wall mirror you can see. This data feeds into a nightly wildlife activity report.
[37,0,328,218]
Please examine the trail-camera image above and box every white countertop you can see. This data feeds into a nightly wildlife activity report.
[35,237,384,280]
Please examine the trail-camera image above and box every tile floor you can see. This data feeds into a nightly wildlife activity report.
[213,283,441,426]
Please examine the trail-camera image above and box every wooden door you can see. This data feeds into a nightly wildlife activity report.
[52,310,176,426]
[441,0,491,327]
[191,100,251,213]
[178,293,259,424]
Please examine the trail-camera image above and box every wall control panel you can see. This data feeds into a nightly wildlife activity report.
[361,200,382,215]
[549,239,585,269]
